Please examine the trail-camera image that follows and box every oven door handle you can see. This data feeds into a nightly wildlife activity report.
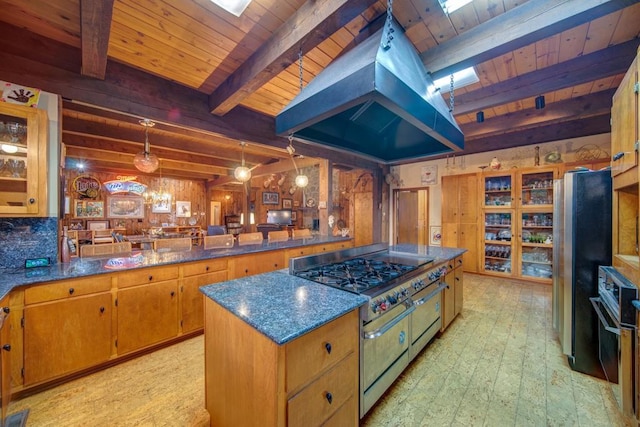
[363,305,416,340]
[414,282,447,306]
[589,297,620,336]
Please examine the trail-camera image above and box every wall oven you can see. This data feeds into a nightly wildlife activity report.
[591,266,637,419]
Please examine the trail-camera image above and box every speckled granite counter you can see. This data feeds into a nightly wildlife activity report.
[199,244,466,345]
[200,270,368,344]
[0,236,352,300]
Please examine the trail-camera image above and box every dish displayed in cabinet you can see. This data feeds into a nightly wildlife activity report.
[483,212,513,274]
[520,171,554,206]
[484,175,512,207]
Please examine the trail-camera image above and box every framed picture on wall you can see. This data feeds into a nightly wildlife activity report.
[73,200,104,218]
[69,219,85,230]
[176,201,192,217]
[291,211,297,221]
[429,226,442,246]
[262,192,279,205]
[87,220,109,231]
[282,198,292,209]
[107,196,145,219]
[152,195,172,213]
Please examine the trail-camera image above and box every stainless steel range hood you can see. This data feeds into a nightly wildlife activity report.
[275,20,464,165]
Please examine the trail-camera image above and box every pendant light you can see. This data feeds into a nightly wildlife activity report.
[134,119,159,173]
[286,48,308,188]
[234,141,251,182]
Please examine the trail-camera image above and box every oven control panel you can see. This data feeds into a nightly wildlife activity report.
[370,286,410,314]
[411,266,448,293]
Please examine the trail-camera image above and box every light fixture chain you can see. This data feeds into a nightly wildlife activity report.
[449,74,455,112]
[298,48,304,92]
[382,0,394,50]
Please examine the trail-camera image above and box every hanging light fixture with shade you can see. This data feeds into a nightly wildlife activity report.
[287,135,308,188]
[134,119,159,173]
[234,141,252,182]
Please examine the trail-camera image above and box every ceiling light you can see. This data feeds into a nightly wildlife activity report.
[234,141,252,182]
[438,0,474,14]
[432,67,479,92]
[210,0,252,16]
[1,144,18,154]
[535,95,546,110]
[134,119,159,173]
[476,111,484,123]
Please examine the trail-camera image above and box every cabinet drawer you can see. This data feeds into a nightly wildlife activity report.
[314,241,352,253]
[455,255,463,269]
[287,352,357,427]
[182,258,227,277]
[116,265,179,288]
[232,251,284,278]
[286,310,358,394]
[25,275,112,304]
[285,246,314,259]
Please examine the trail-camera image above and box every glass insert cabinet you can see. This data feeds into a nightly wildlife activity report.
[0,102,48,216]
[483,211,513,275]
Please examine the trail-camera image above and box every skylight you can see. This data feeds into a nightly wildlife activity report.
[438,0,474,14]
[210,0,252,17]
[432,67,479,92]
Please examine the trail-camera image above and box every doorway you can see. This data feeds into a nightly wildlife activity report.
[394,188,428,245]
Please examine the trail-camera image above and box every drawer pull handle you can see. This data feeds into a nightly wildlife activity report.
[206,266,210,271]
[148,275,153,281]
[2,344,10,352]
[456,277,460,281]
[325,392,332,404]
[170,291,175,297]
[2,307,9,314]
[100,306,105,313]
[69,288,75,295]
[325,343,332,354]
[29,198,35,204]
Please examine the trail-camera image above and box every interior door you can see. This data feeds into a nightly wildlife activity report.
[394,189,428,245]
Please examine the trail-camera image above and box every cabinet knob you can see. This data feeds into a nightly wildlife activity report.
[69,288,75,295]
[244,269,249,274]
[29,198,35,204]
[205,266,210,271]
[170,291,175,297]
[2,307,9,314]
[100,306,105,313]
[325,343,332,354]
[148,275,153,281]
[2,344,10,352]
[456,277,460,281]
[446,285,450,290]
[325,392,333,404]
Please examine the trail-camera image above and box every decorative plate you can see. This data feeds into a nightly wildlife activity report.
[306,198,316,207]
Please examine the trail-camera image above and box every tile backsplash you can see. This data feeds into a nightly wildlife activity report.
[0,217,58,269]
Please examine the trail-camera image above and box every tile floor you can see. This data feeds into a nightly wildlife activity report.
[8,273,634,426]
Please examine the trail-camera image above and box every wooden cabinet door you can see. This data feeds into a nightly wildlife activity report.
[23,294,112,385]
[181,271,227,334]
[458,223,478,273]
[454,266,463,317]
[458,173,479,223]
[117,281,179,354]
[611,56,638,177]
[441,175,459,224]
[232,251,285,278]
[441,273,455,331]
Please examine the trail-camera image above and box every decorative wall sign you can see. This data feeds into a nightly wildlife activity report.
[87,220,109,230]
[421,165,437,185]
[107,196,145,219]
[429,226,442,246]
[282,198,292,209]
[262,192,279,205]
[73,199,104,218]
[72,175,101,199]
[0,81,41,107]
[176,201,192,218]
[103,177,147,195]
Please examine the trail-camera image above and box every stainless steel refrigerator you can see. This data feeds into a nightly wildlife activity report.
[552,169,612,379]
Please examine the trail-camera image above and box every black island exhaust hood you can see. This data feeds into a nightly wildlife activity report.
[275,20,464,165]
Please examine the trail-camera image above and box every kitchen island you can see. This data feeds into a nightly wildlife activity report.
[200,244,465,426]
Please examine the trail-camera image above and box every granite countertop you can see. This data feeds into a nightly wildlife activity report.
[199,244,466,345]
[0,236,352,300]
[200,270,368,345]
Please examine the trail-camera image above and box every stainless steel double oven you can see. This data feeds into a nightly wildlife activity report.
[591,266,637,419]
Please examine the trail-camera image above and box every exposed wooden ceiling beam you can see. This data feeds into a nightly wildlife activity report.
[463,115,612,154]
[452,39,639,115]
[461,89,615,140]
[422,0,640,79]
[80,0,114,79]
[207,0,378,115]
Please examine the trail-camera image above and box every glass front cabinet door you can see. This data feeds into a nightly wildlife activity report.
[519,212,553,282]
[0,103,48,216]
[483,172,513,208]
[518,169,555,208]
[482,211,513,275]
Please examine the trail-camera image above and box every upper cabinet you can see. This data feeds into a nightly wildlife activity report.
[517,169,555,209]
[483,171,513,208]
[0,103,48,216]
[611,52,638,185]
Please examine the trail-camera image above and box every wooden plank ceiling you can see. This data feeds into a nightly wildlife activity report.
[0,0,638,183]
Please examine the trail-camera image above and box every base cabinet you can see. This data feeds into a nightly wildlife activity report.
[204,300,359,426]
[23,293,112,385]
[116,281,179,355]
[441,257,463,331]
